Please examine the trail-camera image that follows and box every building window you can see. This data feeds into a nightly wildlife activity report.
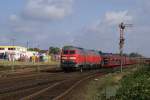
[0,48,4,50]
[8,48,16,50]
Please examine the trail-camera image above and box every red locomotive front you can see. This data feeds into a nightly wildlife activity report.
[61,46,84,71]
[61,46,102,71]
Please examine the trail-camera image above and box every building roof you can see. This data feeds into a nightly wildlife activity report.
[0,46,26,48]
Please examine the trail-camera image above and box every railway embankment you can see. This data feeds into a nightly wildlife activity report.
[68,65,149,100]
[115,65,150,100]
[0,61,60,78]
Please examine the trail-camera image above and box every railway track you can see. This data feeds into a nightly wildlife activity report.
[0,69,103,100]
[53,72,104,100]
[22,72,103,100]
[0,72,66,100]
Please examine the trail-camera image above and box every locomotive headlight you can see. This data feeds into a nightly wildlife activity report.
[69,57,76,60]
[62,57,67,59]
[61,60,65,62]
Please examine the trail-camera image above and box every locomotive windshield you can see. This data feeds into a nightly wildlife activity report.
[63,50,75,55]
[70,50,75,54]
[63,50,68,54]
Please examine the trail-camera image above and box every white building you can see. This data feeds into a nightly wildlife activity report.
[0,46,27,61]
[25,51,39,58]
[0,46,40,61]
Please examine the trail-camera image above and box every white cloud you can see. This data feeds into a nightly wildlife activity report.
[9,14,37,33]
[22,0,73,21]
[8,0,74,36]
[9,0,74,34]
[74,10,133,53]
[9,14,18,21]
[86,10,133,33]
[104,11,133,25]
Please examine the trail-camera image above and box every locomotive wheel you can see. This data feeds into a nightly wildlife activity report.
[101,61,104,68]
[63,68,69,72]
[63,68,71,73]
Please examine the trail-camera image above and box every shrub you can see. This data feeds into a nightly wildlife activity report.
[116,66,150,100]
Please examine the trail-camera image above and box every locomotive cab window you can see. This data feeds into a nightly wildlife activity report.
[70,50,75,54]
[63,50,68,54]
[104,58,109,64]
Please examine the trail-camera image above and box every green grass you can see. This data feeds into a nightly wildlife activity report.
[0,60,59,71]
[84,73,122,100]
[0,60,59,66]
[83,65,141,100]
[115,65,150,100]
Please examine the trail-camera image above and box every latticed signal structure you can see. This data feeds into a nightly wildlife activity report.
[119,22,133,72]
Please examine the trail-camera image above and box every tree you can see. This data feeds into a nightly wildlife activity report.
[98,51,103,55]
[49,47,60,54]
[129,52,143,57]
[39,50,48,53]
[123,53,129,56]
[28,48,40,52]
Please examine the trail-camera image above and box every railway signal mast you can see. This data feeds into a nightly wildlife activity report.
[119,22,132,72]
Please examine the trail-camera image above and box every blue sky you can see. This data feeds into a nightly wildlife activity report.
[0,0,150,56]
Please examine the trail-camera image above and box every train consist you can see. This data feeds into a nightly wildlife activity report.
[60,46,138,72]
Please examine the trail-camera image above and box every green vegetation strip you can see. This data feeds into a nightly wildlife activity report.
[0,61,59,72]
[83,65,150,100]
[0,61,58,66]
[116,65,150,100]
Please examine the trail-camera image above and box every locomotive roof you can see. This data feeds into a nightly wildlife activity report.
[101,53,121,57]
[62,46,83,50]
[62,46,99,54]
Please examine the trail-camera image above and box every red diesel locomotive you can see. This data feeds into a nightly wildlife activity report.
[61,46,103,71]
[61,46,138,71]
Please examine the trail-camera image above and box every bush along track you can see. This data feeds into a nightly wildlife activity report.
[115,65,150,100]
[81,65,150,100]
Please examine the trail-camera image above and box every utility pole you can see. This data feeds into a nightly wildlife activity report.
[11,38,16,72]
[37,42,40,72]
[11,38,15,47]
[119,22,132,72]
[27,41,29,50]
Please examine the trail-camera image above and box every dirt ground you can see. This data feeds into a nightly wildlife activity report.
[63,66,139,100]
[0,65,60,78]
[62,75,101,100]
